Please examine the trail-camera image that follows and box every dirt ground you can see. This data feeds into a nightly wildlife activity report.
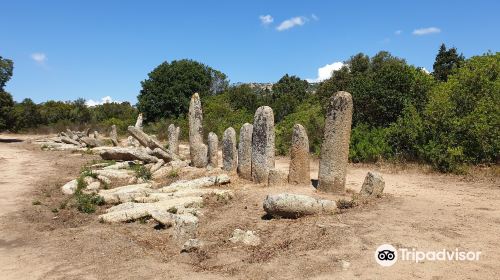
[1,133,499,280]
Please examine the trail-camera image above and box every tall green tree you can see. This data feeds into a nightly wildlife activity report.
[13,98,41,130]
[0,56,14,130]
[271,74,309,122]
[137,59,228,122]
[432,44,465,82]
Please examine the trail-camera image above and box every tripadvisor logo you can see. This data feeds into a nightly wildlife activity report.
[375,244,481,267]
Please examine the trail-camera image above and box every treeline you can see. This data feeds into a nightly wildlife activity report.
[1,45,498,173]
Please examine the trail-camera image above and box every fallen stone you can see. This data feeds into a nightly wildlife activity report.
[61,179,78,195]
[150,159,165,173]
[103,161,137,170]
[99,196,203,223]
[98,183,153,204]
[359,171,385,197]
[97,147,159,163]
[263,193,336,218]
[80,136,102,148]
[159,174,230,193]
[128,126,165,152]
[60,136,80,146]
[151,147,178,162]
[229,229,261,246]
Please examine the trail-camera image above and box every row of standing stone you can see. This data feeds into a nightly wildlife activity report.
[171,91,353,194]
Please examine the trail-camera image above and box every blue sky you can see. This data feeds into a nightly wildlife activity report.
[1,0,498,105]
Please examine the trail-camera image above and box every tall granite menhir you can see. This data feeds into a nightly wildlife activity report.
[222,127,237,172]
[207,132,218,168]
[288,124,310,185]
[237,123,253,180]
[189,93,208,168]
[251,106,275,184]
[318,91,353,193]
[168,124,180,155]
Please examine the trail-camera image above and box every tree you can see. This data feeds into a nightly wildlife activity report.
[433,44,465,82]
[0,56,14,130]
[13,98,41,130]
[317,51,434,127]
[271,74,309,122]
[137,59,228,122]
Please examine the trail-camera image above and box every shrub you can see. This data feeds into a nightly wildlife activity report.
[349,124,392,163]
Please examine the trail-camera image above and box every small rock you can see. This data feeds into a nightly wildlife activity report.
[181,239,203,253]
[229,229,261,246]
[359,171,385,197]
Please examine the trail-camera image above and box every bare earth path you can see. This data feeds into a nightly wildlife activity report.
[0,135,499,279]
[0,135,62,279]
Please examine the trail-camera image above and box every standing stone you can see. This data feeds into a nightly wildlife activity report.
[110,125,118,146]
[207,132,218,168]
[135,113,143,130]
[93,131,100,139]
[251,106,275,183]
[318,91,353,193]
[168,124,180,155]
[237,123,253,180]
[288,124,310,185]
[222,127,237,172]
[189,93,207,168]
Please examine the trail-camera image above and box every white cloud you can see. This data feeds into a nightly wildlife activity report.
[31,53,47,64]
[421,67,431,74]
[307,61,344,83]
[412,27,441,36]
[85,96,116,107]
[276,16,307,31]
[259,15,274,25]
[311,14,319,21]
[395,30,402,35]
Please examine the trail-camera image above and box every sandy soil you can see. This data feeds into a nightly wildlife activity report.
[0,134,499,280]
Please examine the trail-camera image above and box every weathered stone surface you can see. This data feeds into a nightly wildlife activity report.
[181,239,203,252]
[318,91,353,193]
[229,229,261,246]
[128,126,164,151]
[86,181,101,191]
[61,179,78,195]
[97,175,111,185]
[94,169,134,180]
[168,124,180,155]
[135,113,143,130]
[222,127,237,172]
[80,136,102,148]
[359,171,385,197]
[110,125,118,146]
[237,123,253,180]
[60,136,80,146]
[159,174,230,193]
[150,159,165,173]
[103,161,136,170]
[98,196,203,223]
[288,124,310,185]
[98,183,152,204]
[97,147,159,163]
[251,106,275,183]
[207,132,218,168]
[151,147,178,162]
[127,136,140,147]
[268,169,287,186]
[263,193,336,218]
[93,131,100,139]
[188,93,208,168]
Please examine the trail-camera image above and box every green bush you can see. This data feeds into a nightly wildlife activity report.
[349,124,392,163]
[275,97,324,156]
